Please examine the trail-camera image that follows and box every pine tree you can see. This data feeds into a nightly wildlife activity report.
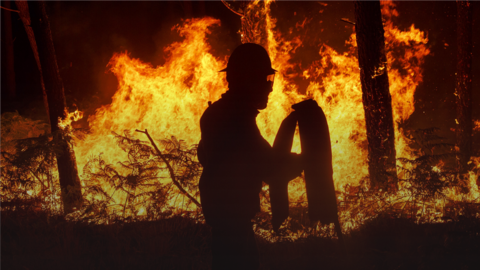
[455,0,473,188]
[22,1,83,213]
[354,1,397,191]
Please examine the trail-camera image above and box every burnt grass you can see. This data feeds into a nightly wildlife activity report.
[2,209,479,270]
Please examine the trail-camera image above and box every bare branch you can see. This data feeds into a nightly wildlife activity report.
[340,18,355,25]
[135,129,201,208]
[1,6,20,13]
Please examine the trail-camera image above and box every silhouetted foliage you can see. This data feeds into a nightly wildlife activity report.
[1,119,202,222]
[1,114,478,241]
[334,127,476,233]
[79,131,202,222]
[398,127,458,201]
[1,120,62,213]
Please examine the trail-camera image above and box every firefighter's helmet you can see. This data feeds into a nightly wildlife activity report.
[220,43,276,76]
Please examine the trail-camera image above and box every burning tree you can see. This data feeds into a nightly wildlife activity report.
[222,0,269,47]
[15,1,49,118]
[15,1,83,213]
[3,1,478,242]
[354,1,397,191]
[455,0,473,188]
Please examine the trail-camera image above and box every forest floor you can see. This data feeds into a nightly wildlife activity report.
[1,208,479,270]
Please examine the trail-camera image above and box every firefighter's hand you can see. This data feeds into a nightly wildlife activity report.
[271,153,303,183]
[265,153,303,185]
[285,153,303,180]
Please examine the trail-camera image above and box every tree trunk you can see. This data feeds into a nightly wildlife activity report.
[15,0,50,122]
[354,1,397,191]
[1,1,16,100]
[455,0,473,189]
[27,1,83,213]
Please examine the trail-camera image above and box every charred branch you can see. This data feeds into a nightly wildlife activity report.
[221,0,245,17]
[136,129,201,209]
[0,5,19,13]
[340,18,356,25]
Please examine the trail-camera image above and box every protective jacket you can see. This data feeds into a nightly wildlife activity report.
[198,92,277,225]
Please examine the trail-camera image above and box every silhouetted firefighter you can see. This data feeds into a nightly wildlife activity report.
[198,43,341,269]
[198,44,302,269]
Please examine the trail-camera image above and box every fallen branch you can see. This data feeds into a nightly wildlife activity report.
[135,129,201,209]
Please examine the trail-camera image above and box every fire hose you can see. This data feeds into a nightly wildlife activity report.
[271,99,345,250]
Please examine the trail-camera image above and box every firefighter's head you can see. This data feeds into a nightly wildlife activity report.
[220,43,276,110]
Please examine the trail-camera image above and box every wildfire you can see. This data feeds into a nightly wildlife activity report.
[3,1,479,237]
[75,0,470,228]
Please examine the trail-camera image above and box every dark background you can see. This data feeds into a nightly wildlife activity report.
[1,1,479,144]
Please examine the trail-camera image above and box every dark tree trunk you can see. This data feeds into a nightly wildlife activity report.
[26,1,83,213]
[354,1,397,191]
[1,1,16,99]
[15,0,50,122]
[455,0,473,189]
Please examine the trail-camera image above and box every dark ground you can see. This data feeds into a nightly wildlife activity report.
[2,208,479,270]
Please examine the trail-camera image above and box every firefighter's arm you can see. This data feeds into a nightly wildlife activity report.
[263,110,303,185]
[263,151,303,185]
[283,152,303,179]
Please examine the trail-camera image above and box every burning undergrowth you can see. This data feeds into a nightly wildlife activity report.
[1,1,480,244]
[2,118,479,242]
[1,126,203,221]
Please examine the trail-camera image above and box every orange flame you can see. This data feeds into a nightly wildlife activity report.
[58,109,84,130]
[66,1,478,233]
[76,17,226,166]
